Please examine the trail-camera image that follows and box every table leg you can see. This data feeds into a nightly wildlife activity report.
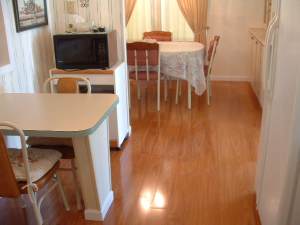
[164,76,168,101]
[72,119,113,221]
[188,82,192,109]
[179,80,182,97]
[175,79,180,105]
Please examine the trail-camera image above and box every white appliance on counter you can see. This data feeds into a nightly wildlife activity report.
[256,0,300,224]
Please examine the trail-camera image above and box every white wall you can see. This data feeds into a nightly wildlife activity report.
[208,0,265,81]
[0,0,54,93]
[0,0,54,148]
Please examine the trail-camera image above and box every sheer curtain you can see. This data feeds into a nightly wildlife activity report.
[161,0,194,41]
[126,0,194,41]
[126,0,152,41]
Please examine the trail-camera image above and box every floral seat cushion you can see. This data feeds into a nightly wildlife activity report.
[8,148,62,182]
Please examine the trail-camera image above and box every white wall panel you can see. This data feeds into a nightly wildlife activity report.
[0,0,54,93]
[208,0,265,80]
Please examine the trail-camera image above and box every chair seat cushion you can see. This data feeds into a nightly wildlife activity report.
[8,148,62,182]
[129,71,159,80]
[27,137,73,148]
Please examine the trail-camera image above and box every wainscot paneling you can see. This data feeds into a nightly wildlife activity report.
[0,0,54,93]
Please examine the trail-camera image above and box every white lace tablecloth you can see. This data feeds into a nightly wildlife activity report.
[159,41,206,95]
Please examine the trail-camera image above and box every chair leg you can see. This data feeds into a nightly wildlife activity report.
[179,80,182,97]
[188,82,192,109]
[55,173,70,211]
[157,79,161,111]
[207,77,211,105]
[175,79,180,105]
[164,76,168,101]
[30,193,43,225]
[137,80,141,100]
[128,78,131,109]
[71,159,83,210]
[168,77,171,90]
[209,78,212,97]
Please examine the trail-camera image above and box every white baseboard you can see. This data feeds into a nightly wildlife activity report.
[84,191,114,221]
[128,125,132,136]
[84,209,103,221]
[101,191,114,218]
[211,75,251,82]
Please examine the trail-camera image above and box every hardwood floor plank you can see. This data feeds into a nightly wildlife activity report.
[0,81,262,225]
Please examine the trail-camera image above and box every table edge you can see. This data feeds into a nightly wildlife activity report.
[1,98,119,138]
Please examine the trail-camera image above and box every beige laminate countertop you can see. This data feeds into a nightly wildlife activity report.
[0,93,118,137]
[50,61,123,75]
[249,28,267,46]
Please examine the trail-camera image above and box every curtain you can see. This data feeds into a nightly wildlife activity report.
[127,0,193,41]
[126,0,152,41]
[125,0,137,25]
[161,0,194,41]
[151,0,161,30]
[176,0,208,43]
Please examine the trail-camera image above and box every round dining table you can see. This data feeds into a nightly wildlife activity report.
[158,41,206,108]
[127,40,206,109]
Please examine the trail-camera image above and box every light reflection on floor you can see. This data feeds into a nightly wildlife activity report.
[140,190,166,211]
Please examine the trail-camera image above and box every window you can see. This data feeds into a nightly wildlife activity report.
[161,0,194,41]
[127,0,194,41]
[126,0,152,41]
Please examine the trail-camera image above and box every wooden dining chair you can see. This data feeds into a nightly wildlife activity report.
[127,42,162,111]
[0,122,69,225]
[205,35,220,105]
[173,36,220,107]
[143,31,172,42]
[27,76,92,210]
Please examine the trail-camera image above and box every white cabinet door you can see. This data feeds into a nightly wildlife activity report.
[250,35,264,106]
[256,0,300,224]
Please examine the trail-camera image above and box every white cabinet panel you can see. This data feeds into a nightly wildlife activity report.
[249,29,266,107]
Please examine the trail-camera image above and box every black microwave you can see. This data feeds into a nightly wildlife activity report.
[53,31,118,70]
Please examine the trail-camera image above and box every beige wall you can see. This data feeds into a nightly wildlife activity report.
[208,0,265,81]
[0,0,54,93]
[0,2,10,67]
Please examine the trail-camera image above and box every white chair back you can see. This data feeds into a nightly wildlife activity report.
[0,122,32,193]
[207,36,220,76]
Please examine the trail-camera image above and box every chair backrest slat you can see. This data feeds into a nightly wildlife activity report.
[127,42,160,81]
[44,76,92,94]
[57,78,79,93]
[143,31,172,42]
[207,36,220,75]
[127,42,159,66]
[0,133,20,198]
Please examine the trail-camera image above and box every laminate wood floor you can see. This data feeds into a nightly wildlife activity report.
[0,81,262,225]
